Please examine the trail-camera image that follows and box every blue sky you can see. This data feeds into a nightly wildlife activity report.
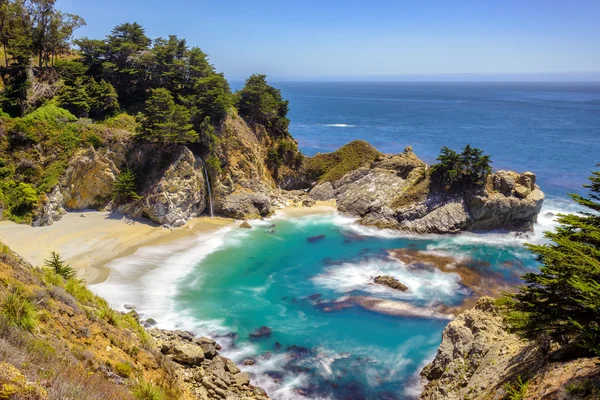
[56,0,600,81]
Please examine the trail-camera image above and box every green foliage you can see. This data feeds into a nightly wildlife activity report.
[0,180,38,222]
[114,362,133,378]
[304,140,382,183]
[236,74,289,136]
[38,160,66,193]
[113,169,141,202]
[138,88,197,144]
[58,77,91,117]
[504,375,529,400]
[23,103,77,125]
[103,113,138,131]
[64,278,95,305]
[132,380,165,400]
[565,379,595,397]
[58,78,119,119]
[505,167,600,356]
[44,251,76,280]
[54,59,89,85]
[430,144,492,188]
[1,286,37,332]
[205,154,222,179]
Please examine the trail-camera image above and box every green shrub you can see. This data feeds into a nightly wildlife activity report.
[504,376,529,400]
[103,113,138,131]
[44,252,76,280]
[132,380,165,400]
[65,278,95,305]
[113,169,142,202]
[24,104,77,126]
[38,161,67,193]
[0,180,39,222]
[1,287,37,331]
[114,362,133,378]
[97,304,121,327]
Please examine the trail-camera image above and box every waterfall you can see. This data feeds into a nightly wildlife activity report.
[200,158,214,218]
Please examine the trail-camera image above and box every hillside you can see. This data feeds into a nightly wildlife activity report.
[0,243,269,399]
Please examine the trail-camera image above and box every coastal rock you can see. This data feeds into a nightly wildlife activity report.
[222,192,272,220]
[309,145,544,233]
[239,221,252,229]
[170,342,205,366]
[249,326,272,339]
[60,146,120,210]
[32,185,66,227]
[139,147,207,227]
[373,275,408,291]
[420,297,600,400]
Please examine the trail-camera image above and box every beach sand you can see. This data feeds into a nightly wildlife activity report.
[0,201,336,284]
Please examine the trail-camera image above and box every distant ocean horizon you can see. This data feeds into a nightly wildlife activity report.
[231,80,600,198]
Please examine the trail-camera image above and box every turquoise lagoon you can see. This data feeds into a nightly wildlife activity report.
[93,200,574,400]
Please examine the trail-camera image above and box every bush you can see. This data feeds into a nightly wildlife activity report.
[0,180,39,222]
[103,113,138,132]
[132,380,165,400]
[1,287,37,331]
[24,104,77,126]
[44,252,76,280]
[430,144,492,188]
[114,362,133,378]
[64,279,95,305]
[113,169,142,203]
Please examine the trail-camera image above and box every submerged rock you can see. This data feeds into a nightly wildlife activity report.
[249,326,272,339]
[307,234,326,243]
[373,275,408,291]
[239,221,252,229]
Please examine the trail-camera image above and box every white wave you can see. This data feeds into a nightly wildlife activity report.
[321,124,356,127]
[311,257,462,303]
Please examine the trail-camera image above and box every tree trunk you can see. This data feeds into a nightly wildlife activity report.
[3,42,7,68]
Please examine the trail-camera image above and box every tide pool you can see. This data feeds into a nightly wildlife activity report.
[92,201,575,400]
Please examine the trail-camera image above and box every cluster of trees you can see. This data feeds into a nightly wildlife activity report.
[505,168,600,357]
[431,144,492,188]
[0,0,85,68]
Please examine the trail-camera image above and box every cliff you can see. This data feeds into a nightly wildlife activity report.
[0,243,270,399]
[420,297,600,400]
[308,146,544,233]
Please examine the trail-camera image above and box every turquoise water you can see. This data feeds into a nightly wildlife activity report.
[93,210,570,400]
[93,82,599,399]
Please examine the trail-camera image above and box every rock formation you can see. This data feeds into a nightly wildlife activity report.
[420,297,600,399]
[373,275,408,291]
[151,329,269,400]
[309,146,544,233]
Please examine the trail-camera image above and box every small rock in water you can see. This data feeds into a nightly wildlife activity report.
[274,341,282,350]
[243,358,255,366]
[249,326,272,339]
[239,221,252,229]
[308,293,322,301]
[144,318,157,327]
[545,212,555,217]
[307,234,326,243]
[123,304,136,310]
[302,198,315,207]
[373,275,409,291]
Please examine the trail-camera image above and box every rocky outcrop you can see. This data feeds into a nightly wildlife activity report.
[60,146,121,210]
[211,115,277,219]
[309,146,544,233]
[32,185,65,227]
[373,275,408,291]
[150,329,270,400]
[420,297,600,400]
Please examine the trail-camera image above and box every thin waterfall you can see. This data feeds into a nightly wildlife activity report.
[200,158,214,218]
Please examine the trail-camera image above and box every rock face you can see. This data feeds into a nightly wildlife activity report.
[60,146,120,210]
[151,329,270,400]
[420,297,600,400]
[310,146,544,233]
[32,185,65,227]
[373,275,408,291]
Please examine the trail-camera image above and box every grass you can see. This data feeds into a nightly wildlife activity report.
[132,380,165,400]
[303,140,381,183]
[114,361,133,378]
[1,287,37,332]
[391,174,430,208]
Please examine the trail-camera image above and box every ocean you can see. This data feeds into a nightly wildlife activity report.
[93,82,600,400]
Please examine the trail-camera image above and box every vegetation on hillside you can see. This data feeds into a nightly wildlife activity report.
[303,140,382,183]
[502,167,600,356]
[430,144,492,189]
[0,245,189,399]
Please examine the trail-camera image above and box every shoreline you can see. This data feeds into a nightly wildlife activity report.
[0,201,337,285]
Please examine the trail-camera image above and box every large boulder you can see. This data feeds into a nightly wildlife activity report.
[32,185,65,227]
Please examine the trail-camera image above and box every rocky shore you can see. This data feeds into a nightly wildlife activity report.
[149,329,269,400]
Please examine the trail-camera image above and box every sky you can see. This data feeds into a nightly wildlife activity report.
[55,0,600,81]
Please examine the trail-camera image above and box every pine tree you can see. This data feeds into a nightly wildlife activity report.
[138,88,197,144]
[57,77,90,118]
[506,167,600,356]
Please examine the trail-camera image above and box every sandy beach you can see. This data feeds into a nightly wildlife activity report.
[0,201,336,284]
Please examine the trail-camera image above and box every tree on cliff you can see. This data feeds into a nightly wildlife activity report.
[236,74,289,136]
[138,88,197,144]
[431,145,492,188]
[505,167,600,356]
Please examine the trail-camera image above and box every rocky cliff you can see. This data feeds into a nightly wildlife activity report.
[309,146,544,233]
[420,297,600,400]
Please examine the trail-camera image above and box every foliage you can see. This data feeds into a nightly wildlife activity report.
[23,103,77,125]
[138,88,197,144]
[503,375,529,400]
[58,77,119,119]
[236,74,289,136]
[132,380,165,400]
[430,144,492,188]
[504,167,600,356]
[0,180,38,222]
[44,251,76,280]
[113,169,141,202]
[303,140,381,183]
[114,362,133,378]
[1,286,37,331]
